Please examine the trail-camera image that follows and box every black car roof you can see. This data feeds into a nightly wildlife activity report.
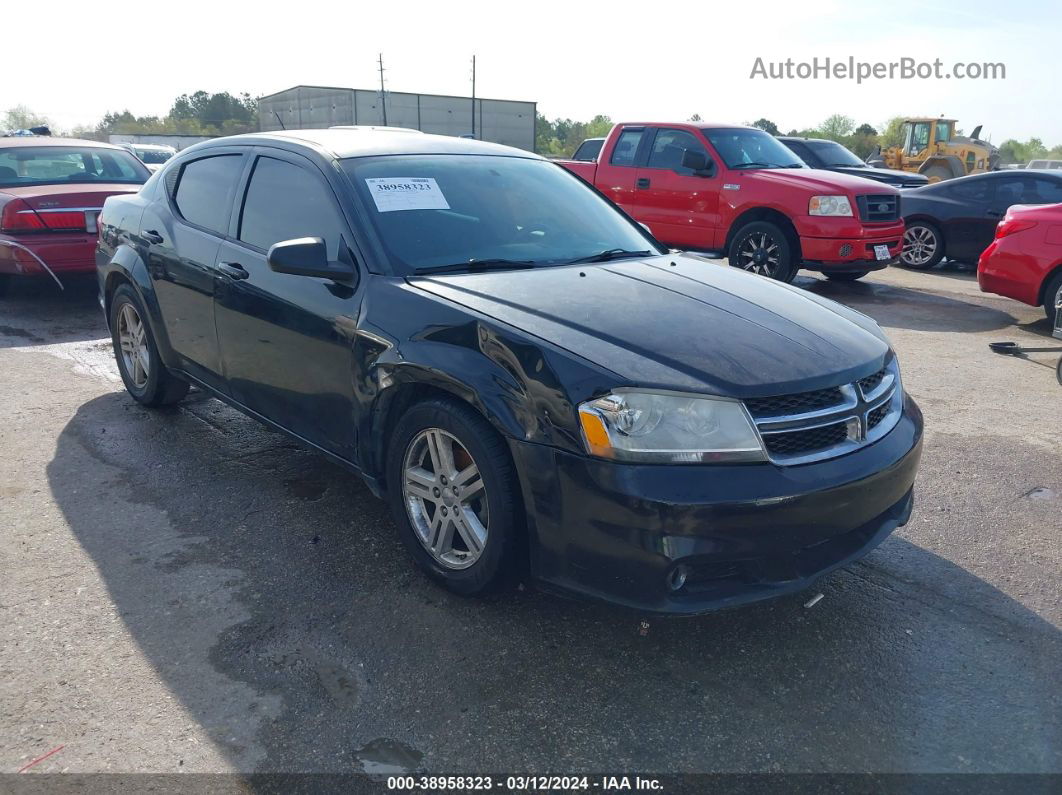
[188,128,541,160]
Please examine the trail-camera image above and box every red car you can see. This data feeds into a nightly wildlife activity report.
[0,137,149,296]
[977,203,1062,321]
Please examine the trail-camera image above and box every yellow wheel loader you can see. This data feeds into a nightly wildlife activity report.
[868,118,1000,182]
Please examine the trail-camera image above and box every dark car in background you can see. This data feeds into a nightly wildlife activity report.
[570,137,604,162]
[778,136,929,189]
[900,170,1062,269]
[96,128,922,615]
[0,137,149,295]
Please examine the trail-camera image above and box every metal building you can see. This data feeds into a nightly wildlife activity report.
[258,85,537,152]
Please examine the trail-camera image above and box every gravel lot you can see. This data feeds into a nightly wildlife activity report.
[1,264,1059,776]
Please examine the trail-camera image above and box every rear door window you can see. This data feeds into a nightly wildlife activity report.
[238,156,348,257]
[173,154,244,235]
[610,129,644,167]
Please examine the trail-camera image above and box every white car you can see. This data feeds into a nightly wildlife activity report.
[119,143,176,172]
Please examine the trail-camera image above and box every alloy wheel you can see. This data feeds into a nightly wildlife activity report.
[902,226,937,267]
[117,303,150,389]
[736,232,782,277]
[401,428,488,569]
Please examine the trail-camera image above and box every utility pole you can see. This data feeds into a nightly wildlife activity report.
[471,55,476,138]
[377,53,388,126]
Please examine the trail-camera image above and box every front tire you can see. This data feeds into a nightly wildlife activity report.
[109,284,189,407]
[728,221,797,282]
[386,398,522,596]
[901,221,945,270]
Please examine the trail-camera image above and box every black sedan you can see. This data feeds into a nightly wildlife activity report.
[778,136,929,188]
[96,129,922,615]
[900,170,1062,269]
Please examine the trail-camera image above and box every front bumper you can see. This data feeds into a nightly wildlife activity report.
[512,395,923,615]
[796,219,904,270]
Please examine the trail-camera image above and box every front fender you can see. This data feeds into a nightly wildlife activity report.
[352,279,605,483]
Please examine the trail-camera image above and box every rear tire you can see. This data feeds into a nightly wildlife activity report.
[1042,271,1062,323]
[901,221,945,270]
[825,270,870,282]
[386,397,522,596]
[109,284,189,407]
[922,165,953,183]
[728,221,797,282]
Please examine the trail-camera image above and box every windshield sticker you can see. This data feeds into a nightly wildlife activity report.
[365,177,450,212]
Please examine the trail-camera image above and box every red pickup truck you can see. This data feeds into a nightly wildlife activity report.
[559,122,905,282]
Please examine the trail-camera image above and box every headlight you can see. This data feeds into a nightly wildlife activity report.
[577,390,766,463]
[809,195,853,216]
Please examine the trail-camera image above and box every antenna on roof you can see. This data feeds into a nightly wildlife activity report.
[378,53,388,126]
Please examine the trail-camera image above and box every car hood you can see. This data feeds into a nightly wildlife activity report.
[829,165,928,186]
[408,256,890,397]
[744,168,901,195]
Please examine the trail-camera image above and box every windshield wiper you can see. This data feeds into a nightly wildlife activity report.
[413,258,537,275]
[567,248,653,264]
[731,162,780,169]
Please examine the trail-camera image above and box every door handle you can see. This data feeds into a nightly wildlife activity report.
[217,261,249,280]
[636,178,651,189]
[143,229,164,244]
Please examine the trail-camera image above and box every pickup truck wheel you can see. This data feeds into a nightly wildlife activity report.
[901,222,944,269]
[728,222,796,282]
[109,285,190,407]
[387,398,521,596]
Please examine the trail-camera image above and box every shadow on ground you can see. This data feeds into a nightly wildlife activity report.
[796,276,1018,334]
[45,390,1062,775]
[0,276,105,349]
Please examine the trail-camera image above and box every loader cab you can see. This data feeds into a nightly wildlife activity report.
[905,121,932,156]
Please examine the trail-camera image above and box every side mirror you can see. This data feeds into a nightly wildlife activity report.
[267,237,354,281]
[680,149,714,176]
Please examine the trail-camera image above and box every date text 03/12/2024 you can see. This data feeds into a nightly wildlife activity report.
[386,775,664,791]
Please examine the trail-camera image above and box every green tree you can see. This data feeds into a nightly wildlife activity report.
[999,137,1048,165]
[879,117,907,149]
[3,105,50,130]
[818,114,855,142]
[855,123,877,136]
[688,113,702,122]
[534,113,613,157]
[750,118,779,136]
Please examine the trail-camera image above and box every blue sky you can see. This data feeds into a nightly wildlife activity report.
[5,0,1060,144]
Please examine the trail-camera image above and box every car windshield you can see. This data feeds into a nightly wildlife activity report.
[804,140,864,167]
[342,154,664,274]
[0,146,150,187]
[135,148,173,164]
[703,128,806,169]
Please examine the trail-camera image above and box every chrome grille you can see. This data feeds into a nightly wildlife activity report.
[745,359,902,466]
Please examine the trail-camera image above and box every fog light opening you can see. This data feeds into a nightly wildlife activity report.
[838,243,853,257]
[667,565,689,592]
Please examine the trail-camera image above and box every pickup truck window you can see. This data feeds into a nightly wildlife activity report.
[647,129,707,172]
[343,154,663,274]
[703,128,805,170]
[610,129,644,167]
